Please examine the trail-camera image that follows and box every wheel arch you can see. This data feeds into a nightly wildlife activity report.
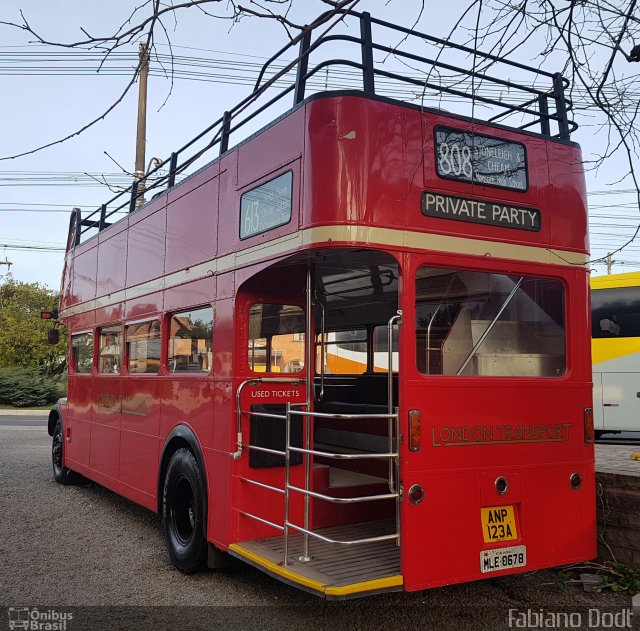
[47,399,66,436]
[157,424,209,518]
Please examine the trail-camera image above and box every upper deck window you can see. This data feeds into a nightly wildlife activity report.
[169,307,214,373]
[71,333,93,374]
[416,268,565,377]
[127,320,161,374]
[248,304,304,373]
[240,171,293,240]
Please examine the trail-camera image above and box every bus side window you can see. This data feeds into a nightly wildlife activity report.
[99,326,122,374]
[169,307,214,373]
[71,332,94,374]
[126,320,161,374]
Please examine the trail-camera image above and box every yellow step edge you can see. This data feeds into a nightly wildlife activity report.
[324,574,404,596]
[229,543,403,597]
[229,544,326,593]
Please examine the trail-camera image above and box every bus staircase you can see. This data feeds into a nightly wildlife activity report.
[230,401,402,599]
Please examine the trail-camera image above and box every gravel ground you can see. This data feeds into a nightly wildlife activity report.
[0,428,634,631]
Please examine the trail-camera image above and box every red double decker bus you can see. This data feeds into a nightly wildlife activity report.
[48,10,595,598]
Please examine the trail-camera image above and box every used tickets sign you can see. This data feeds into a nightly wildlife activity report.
[421,191,541,232]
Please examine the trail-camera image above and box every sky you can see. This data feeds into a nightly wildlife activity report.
[0,0,638,291]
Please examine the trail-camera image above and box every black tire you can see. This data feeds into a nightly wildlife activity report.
[162,448,208,573]
[51,418,84,485]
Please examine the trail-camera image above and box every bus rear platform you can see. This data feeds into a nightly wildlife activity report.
[230,519,402,599]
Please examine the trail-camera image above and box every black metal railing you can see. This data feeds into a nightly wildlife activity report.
[71,8,575,247]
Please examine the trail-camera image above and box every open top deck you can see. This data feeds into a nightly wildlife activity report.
[68,7,576,249]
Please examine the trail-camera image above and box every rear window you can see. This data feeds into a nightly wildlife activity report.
[416,268,565,377]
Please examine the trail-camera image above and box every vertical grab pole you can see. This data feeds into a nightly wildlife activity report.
[283,403,292,566]
[387,310,402,547]
[387,311,402,494]
[395,409,401,546]
[318,300,325,402]
[298,264,313,562]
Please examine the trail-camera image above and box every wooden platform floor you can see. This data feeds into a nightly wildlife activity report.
[234,519,400,588]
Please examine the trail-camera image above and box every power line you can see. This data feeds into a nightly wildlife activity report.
[0,243,64,252]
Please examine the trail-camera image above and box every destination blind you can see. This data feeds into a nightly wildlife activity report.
[435,126,528,192]
[422,191,541,232]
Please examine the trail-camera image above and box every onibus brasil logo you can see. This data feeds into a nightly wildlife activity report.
[7,608,73,631]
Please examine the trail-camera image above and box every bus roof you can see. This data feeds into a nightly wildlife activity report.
[591,272,640,289]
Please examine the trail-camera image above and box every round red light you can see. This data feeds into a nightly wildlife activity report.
[408,484,424,505]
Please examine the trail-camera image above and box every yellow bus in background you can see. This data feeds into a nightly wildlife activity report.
[592,272,640,434]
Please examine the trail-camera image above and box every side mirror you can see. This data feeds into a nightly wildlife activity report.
[47,329,60,345]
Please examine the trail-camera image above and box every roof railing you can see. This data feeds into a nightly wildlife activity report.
[71,8,575,247]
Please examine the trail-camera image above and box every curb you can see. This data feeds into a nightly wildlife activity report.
[0,409,50,416]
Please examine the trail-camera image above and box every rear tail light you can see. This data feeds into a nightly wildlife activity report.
[408,409,421,452]
[408,484,425,505]
[584,407,594,444]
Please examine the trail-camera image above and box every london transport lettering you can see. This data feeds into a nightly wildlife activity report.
[432,423,571,446]
[422,191,541,232]
[434,126,528,191]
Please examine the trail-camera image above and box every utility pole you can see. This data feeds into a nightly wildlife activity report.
[606,252,613,275]
[0,258,11,309]
[134,42,150,209]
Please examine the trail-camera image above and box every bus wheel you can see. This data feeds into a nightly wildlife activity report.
[51,418,83,485]
[162,448,208,573]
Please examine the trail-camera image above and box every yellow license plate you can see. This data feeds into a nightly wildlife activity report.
[481,505,518,543]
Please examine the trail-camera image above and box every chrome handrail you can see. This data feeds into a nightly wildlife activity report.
[237,402,401,567]
[286,522,399,546]
[231,377,304,459]
[288,409,396,420]
[240,511,285,531]
[289,445,397,460]
[287,485,398,504]
[241,477,286,494]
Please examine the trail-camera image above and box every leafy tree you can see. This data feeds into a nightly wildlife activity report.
[0,275,66,375]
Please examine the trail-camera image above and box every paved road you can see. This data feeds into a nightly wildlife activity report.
[0,428,633,631]
[0,414,48,426]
